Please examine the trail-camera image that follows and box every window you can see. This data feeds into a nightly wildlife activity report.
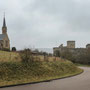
[6,41,8,47]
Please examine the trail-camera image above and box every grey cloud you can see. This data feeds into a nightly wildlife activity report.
[28,0,90,32]
[0,0,90,50]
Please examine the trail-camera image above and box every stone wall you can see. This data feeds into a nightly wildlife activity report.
[53,41,89,57]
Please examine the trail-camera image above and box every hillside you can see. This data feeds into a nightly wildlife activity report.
[0,51,20,62]
[0,51,64,62]
[0,51,83,87]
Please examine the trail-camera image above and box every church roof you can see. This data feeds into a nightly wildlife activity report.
[0,34,6,40]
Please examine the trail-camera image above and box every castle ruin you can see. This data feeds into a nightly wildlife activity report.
[53,41,90,57]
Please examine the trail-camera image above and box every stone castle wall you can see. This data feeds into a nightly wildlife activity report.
[53,41,90,57]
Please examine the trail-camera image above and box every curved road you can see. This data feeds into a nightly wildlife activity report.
[1,67,90,90]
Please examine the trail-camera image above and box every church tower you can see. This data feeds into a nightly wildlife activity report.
[0,14,10,50]
[2,15,7,34]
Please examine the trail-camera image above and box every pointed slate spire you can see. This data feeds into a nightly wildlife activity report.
[2,13,7,34]
[3,13,6,27]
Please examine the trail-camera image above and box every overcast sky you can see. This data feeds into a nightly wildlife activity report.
[0,0,90,50]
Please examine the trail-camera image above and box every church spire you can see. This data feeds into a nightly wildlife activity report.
[2,13,7,34]
[3,13,6,27]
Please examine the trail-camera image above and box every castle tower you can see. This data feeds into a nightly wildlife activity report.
[67,41,75,48]
[2,15,7,34]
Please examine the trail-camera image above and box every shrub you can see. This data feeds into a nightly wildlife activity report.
[2,48,10,52]
[76,49,90,64]
[44,55,49,62]
[60,49,73,61]
[12,47,16,51]
[19,48,34,63]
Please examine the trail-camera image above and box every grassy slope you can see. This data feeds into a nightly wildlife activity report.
[0,60,83,87]
[75,63,90,67]
[0,51,20,62]
[0,51,83,87]
[0,51,62,62]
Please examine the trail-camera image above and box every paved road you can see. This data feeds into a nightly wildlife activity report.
[1,67,90,90]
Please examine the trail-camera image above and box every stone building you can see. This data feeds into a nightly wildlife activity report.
[0,16,10,50]
[53,41,90,57]
[86,44,90,49]
[67,41,75,48]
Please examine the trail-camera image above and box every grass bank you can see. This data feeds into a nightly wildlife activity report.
[0,60,83,87]
[75,63,90,67]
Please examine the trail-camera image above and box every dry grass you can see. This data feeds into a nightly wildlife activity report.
[0,51,83,87]
[0,51,20,62]
[0,60,83,87]
[0,51,64,62]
